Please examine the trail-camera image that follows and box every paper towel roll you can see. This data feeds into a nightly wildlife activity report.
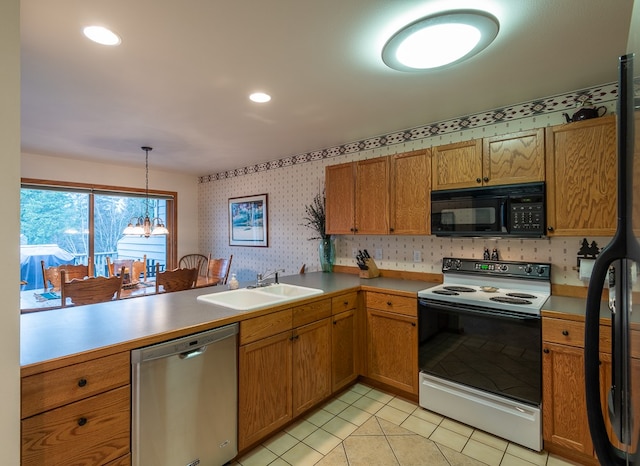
[579,258,595,281]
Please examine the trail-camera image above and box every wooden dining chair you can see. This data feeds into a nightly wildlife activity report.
[178,254,208,277]
[207,254,233,285]
[60,267,124,307]
[41,259,93,292]
[155,264,198,293]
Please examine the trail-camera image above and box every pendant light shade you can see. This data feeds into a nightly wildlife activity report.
[123,146,168,237]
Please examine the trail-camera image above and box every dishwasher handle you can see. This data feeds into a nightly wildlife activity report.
[179,346,208,360]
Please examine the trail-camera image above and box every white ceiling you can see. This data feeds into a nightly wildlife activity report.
[21,0,635,176]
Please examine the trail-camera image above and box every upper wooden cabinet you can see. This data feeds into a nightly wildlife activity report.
[432,129,545,190]
[389,149,431,235]
[432,139,483,190]
[326,150,430,236]
[545,115,617,236]
[325,158,389,235]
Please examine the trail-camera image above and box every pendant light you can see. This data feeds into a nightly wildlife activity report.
[123,146,169,237]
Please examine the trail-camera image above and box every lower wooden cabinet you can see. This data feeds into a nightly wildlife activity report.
[238,300,332,450]
[365,292,418,395]
[542,316,640,463]
[21,352,131,466]
[331,292,358,392]
[238,331,293,450]
[542,342,593,456]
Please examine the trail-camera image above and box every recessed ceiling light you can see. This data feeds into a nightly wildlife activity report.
[382,10,499,72]
[83,26,121,46]
[249,92,271,103]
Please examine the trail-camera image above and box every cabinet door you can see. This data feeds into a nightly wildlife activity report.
[483,129,545,186]
[292,318,331,417]
[238,332,292,450]
[432,139,483,190]
[545,116,617,236]
[325,162,355,234]
[599,353,640,455]
[366,308,418,394]
[542,342,594,455]
[390,149,430,235]
[355,157,389,234]
[332,308,357,392]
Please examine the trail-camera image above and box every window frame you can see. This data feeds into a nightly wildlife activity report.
[21,178,178,270]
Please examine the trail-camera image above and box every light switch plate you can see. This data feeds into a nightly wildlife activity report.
[352,248,358,258]
[413,250,421,262]
[375,248,382,260]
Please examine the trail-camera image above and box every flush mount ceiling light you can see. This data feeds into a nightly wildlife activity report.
[83,25,121,46]
[382,10,499,72]
[123,146,169,237]
[249,92,271,103]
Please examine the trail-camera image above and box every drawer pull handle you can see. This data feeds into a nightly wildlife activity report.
[387,301,392,306]
[562,330,569,336]
[333,320,337,325]
[543,348,550,353]
[77,417,87,426]
[77,378,87,387]
[343,301,349,305]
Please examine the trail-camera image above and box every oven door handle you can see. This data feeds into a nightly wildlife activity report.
[418,299,540,322]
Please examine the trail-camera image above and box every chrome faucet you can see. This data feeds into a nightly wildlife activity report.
[257,269,285,286]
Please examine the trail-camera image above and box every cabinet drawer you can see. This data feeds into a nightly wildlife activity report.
[22,385,130,466]
[366,292,416,317]
[21,352,130,419]
[543,318,613,352]
[241,309,292,345]
[332,292,358,314]
[293,298,331,328]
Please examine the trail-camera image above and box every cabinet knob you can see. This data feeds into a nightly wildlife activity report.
[483,177,489,182]
[333,320,337,325]
[343,301,349,306]
[77,417,87,426]
[390,227,394,232]
[350,228,355,232]
[543,348,550,354]
[411,322,416,327]
[547,226,554,232]
[562,330,569,336]
[387,301,392,306]
[476,178,482,183]
[77,378,87,388]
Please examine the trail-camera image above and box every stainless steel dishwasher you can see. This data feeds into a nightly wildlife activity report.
[131,323,238,466]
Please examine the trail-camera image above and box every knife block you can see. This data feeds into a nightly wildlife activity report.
[359,258,380,279]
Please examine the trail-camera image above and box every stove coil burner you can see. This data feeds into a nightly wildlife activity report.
[490,296,532,305]
[442,286,476,293]
[506,292,537,299]
[433,289,459,296]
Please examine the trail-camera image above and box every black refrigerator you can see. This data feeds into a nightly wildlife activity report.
[584,53,640,465]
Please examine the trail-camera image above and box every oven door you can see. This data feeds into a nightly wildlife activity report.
[418,299,541,406]
[431,193,507,236]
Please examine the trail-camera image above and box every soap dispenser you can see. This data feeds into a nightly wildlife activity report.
[228,273,239,290]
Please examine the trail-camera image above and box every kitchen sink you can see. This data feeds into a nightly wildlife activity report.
[197,283,323,311]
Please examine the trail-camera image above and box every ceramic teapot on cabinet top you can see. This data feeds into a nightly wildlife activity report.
[563,101,607,123]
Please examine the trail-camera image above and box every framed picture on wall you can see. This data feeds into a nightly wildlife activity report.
[228,193,268,247]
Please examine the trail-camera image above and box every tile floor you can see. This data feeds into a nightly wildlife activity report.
[232,383,581,466]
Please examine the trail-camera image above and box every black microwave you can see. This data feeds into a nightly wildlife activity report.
[431,182,546,237]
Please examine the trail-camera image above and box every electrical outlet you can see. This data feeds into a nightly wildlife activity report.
[375,248,383,260]
[352,248,358,258]
[413,250,421,262]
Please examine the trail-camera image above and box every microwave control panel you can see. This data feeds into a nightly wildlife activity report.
[510,202,544,233]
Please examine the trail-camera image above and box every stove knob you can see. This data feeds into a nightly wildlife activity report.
[536,266,546,275]
[499,264,509,272]
[454,260,462,270]
[524,265,533,274]
[443,259,452,270]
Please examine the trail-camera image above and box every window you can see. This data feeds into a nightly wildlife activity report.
[20,180,177,291]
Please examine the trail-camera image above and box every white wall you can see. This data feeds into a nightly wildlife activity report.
[21,152,201,259]
[1,0,20,462]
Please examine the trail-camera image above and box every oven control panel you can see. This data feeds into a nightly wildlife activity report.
[442,257,551,280]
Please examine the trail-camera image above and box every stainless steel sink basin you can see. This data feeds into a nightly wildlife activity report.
[197,283,323,311]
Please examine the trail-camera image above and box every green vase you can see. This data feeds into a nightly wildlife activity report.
[319,237,335,273]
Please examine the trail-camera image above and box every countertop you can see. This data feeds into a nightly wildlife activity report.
[20,272,436,372]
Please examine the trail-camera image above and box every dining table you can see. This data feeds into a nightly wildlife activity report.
[20,275,222,313]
